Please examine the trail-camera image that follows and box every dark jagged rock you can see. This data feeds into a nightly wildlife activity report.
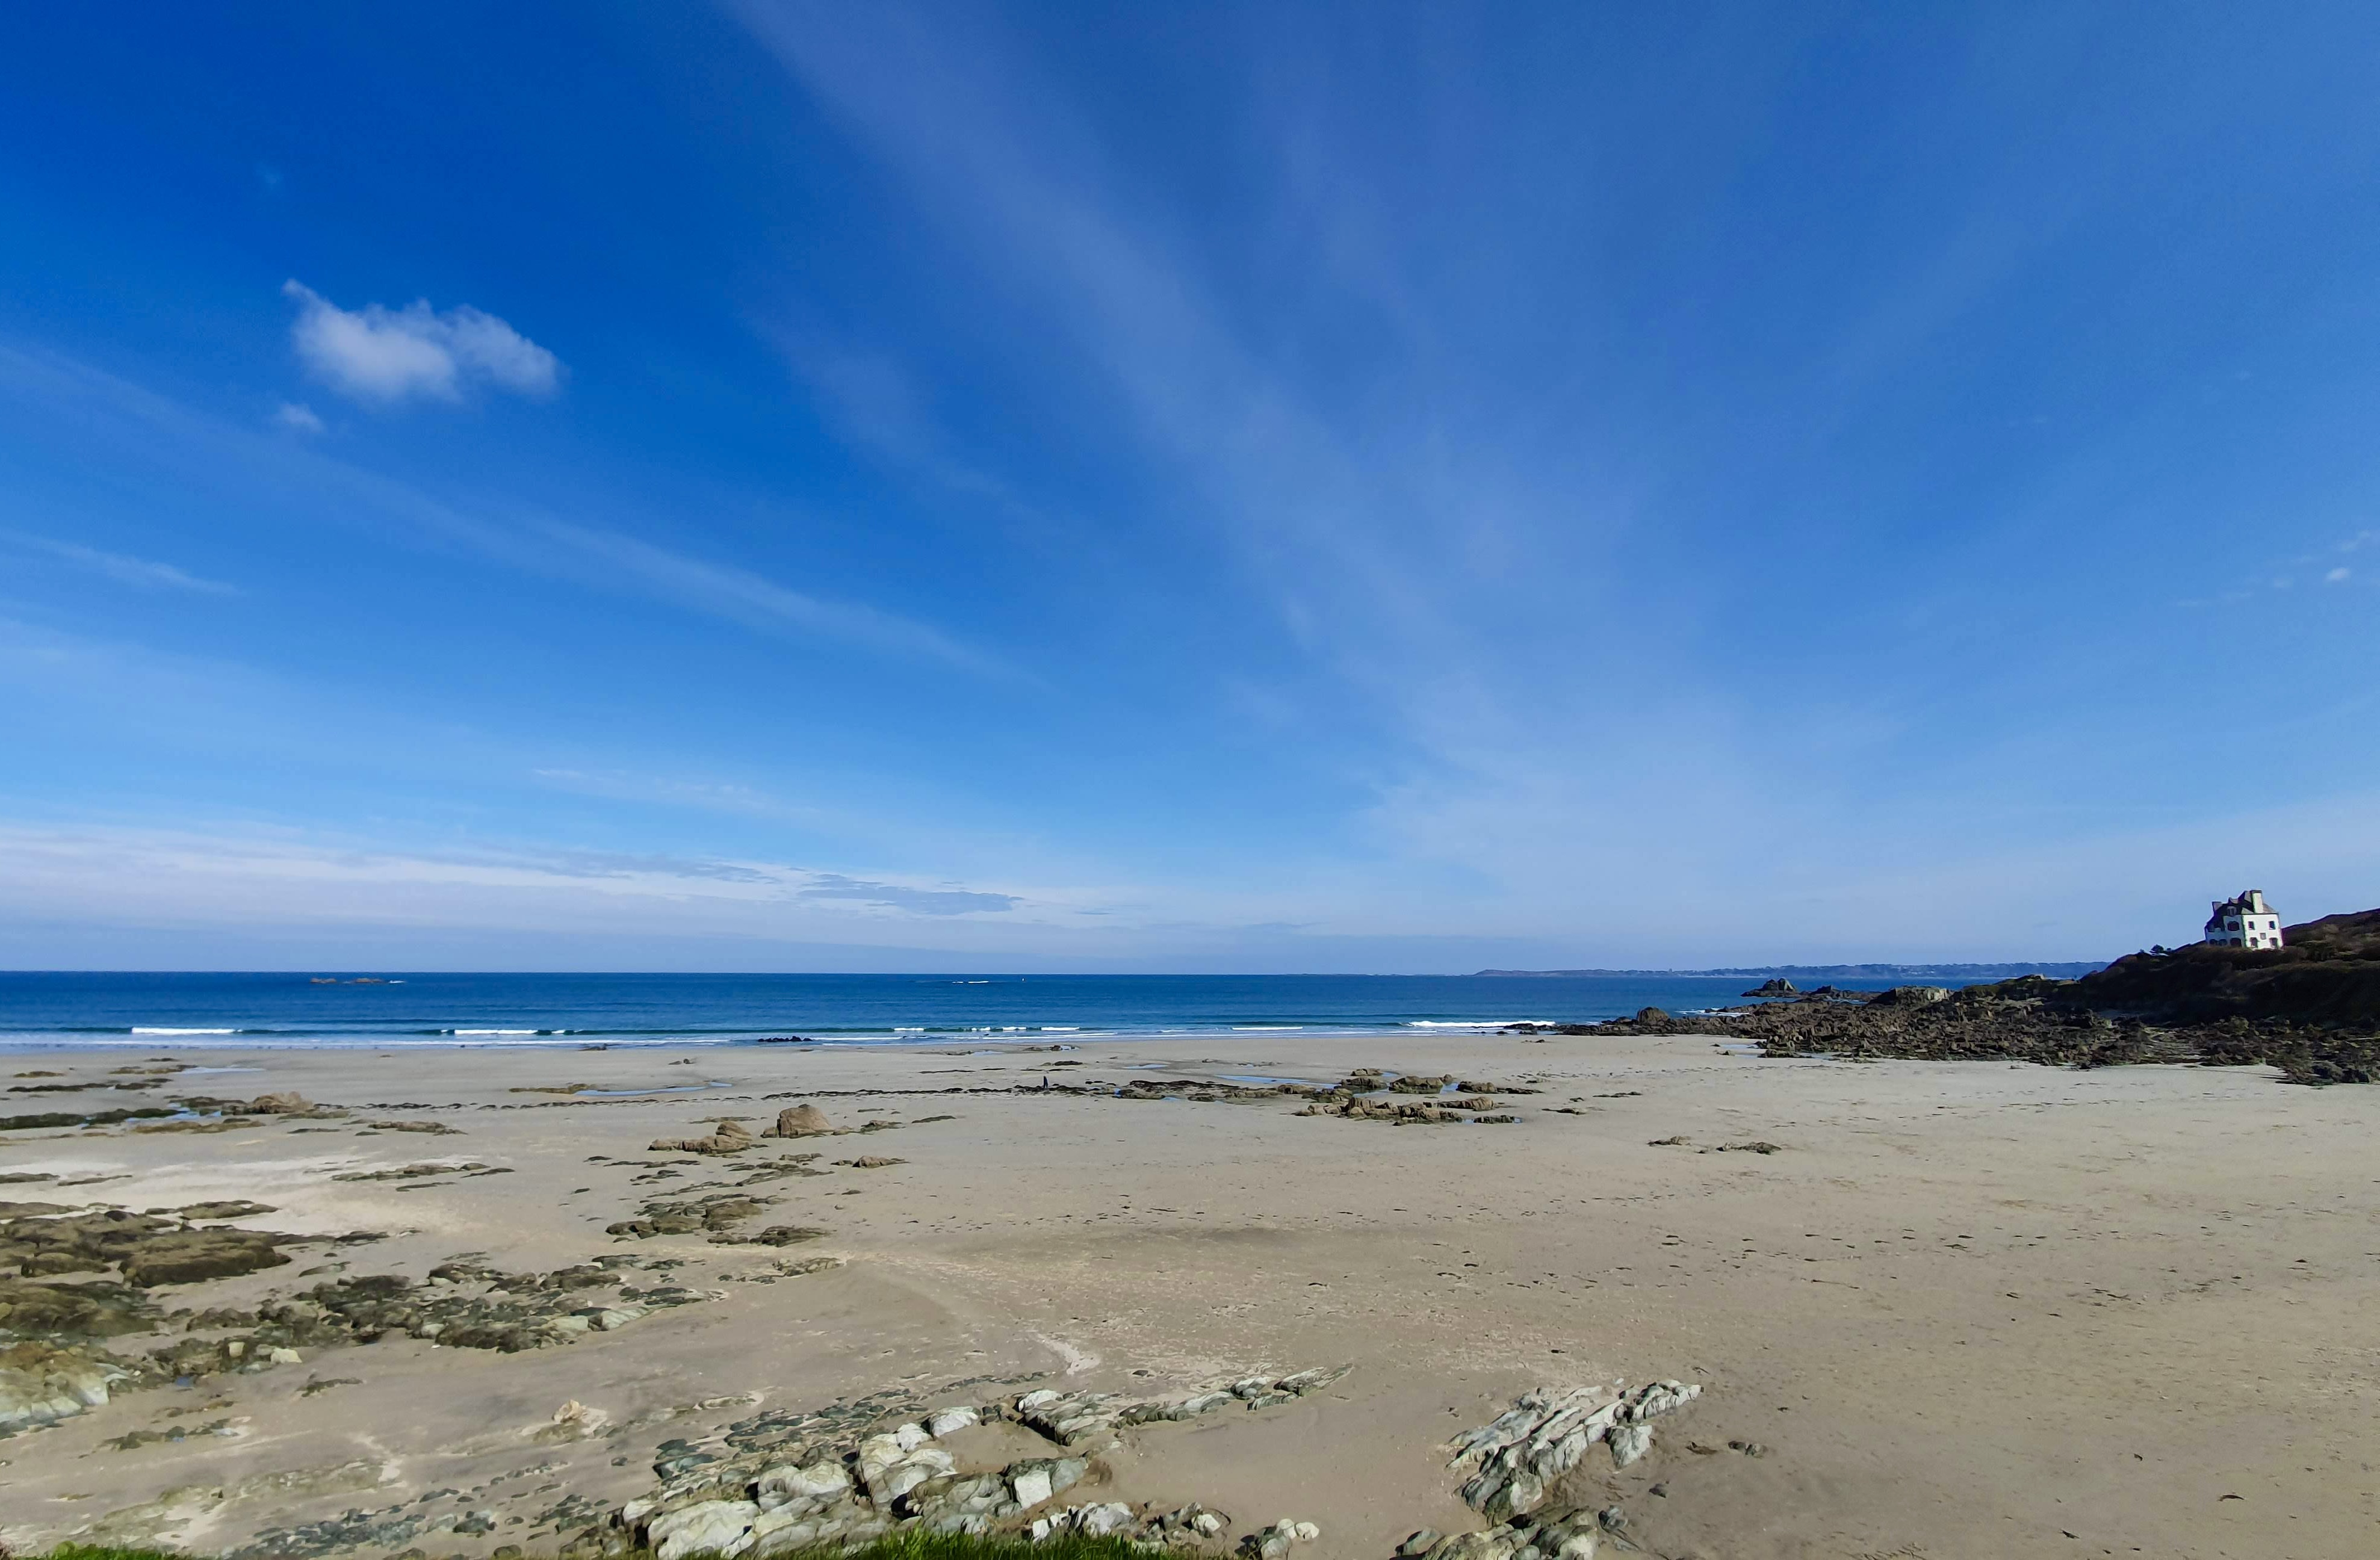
[1560,915,2380,1085]
[2069,908,2380,1026]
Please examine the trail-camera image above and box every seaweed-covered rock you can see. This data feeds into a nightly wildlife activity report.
[0,1275,154,1337]
[1,1209,291,1286]
[0,1339,129,1430]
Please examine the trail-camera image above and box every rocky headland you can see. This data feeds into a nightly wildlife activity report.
[1535,906,2380,1085]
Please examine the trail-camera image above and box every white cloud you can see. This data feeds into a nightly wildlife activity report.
[2325,566,2351,583]
[272,401,326,433]
[282,280,563,405]
[0,530,236,594]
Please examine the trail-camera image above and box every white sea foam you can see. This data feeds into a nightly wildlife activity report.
[1404,1019,1551,1029]
[131,1027,237,1035]
[450,1029,536,1036]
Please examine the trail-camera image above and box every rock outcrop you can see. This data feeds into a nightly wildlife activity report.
[1564,916,2380,1085]
[764,1105,834,1138]
[650,1120,757,1155]
[602,1366,1353,1560]
[1448,1381,1702,1519]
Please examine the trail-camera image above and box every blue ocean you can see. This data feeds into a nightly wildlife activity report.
[0,971,1927,1050]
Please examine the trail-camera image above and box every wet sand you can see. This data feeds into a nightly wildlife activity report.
[1,1032,2373,1559]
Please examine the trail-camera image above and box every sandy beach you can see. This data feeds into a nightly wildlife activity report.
[2,1031,2373,1559]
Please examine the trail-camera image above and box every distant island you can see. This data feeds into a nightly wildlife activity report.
[1472,962,2108,979]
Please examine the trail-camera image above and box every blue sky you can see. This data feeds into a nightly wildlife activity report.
[2,2,2376,972]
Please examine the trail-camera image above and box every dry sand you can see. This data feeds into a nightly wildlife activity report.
[1,1032,2373,1559]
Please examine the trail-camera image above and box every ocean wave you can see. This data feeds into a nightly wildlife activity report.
[130,1027,240,1035]
[1404,1019,1548,1029]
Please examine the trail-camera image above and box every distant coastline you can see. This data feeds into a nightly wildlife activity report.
[1471,962,2108,980]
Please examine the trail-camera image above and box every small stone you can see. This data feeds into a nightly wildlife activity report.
[1291,1521,1321,1542]
[925,1406,980,1438]
[757,1461,851,1500]
[1608,1423,1653,1467]
[1077,1502,1136,1537]
[268,1346,302,1364]
[1397,1529,1442,1557]
[1009,1467,1053,1509]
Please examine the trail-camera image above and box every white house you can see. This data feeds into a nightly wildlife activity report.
[2204,890,2284,949]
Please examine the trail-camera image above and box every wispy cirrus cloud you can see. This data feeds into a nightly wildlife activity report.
[0,339,1008,679]
[796,872,1018,915]
[0,822,1039,938]
[525,516,1020,681]
[283,280,563,405]
[0,529,237,594]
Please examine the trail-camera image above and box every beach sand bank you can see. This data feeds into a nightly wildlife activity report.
[1,1032,2372,1559]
